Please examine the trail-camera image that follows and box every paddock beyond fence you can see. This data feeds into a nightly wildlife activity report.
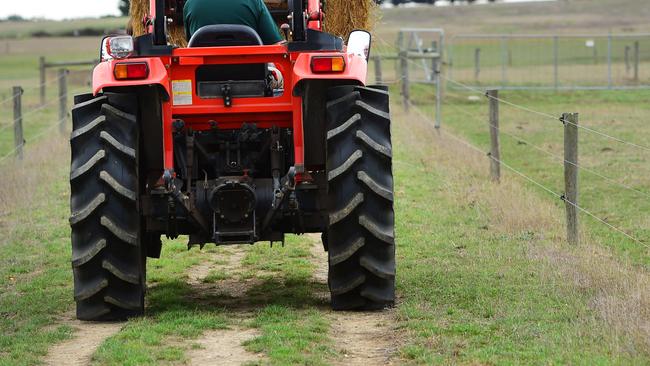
[447,33,650,90]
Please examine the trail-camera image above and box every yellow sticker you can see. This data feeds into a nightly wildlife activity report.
[172,80,192,106]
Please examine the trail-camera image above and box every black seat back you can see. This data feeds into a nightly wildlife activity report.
[188,24,263,48]
[189,25,270,98]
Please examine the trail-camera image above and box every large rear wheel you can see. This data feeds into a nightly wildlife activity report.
[325,85,396,310]
[70,92,145,321]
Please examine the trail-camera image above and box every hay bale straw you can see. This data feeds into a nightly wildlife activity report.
[324,0,377,39]
[129,0,377,47]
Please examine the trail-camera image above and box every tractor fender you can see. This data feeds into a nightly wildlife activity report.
[291,52,368,89]
[92,57,171,97]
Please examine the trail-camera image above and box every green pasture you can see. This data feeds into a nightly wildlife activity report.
[411,84,650,267]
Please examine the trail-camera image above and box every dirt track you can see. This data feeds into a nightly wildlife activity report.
[43,318,123,366]
[309,236,397,365]
[42,237,397,365]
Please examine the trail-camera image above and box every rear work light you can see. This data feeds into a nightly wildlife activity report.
[107,36,134,59]
[311,56,346,73]
[114,62,149,80]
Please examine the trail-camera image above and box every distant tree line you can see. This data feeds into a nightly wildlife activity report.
[119,0,130,16]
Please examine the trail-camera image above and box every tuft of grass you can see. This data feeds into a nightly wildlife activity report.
[202,269,230,283]
[244,306,332,366]
[240,236,335,365]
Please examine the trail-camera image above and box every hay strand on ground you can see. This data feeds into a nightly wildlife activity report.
[129,0,377,47]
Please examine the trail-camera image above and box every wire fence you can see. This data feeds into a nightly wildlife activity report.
[376,30,650,254]
[448,33,650,90]
[408,97,649,250]
[0,72,87,163]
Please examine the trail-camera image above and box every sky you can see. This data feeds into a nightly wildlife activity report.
[1,0,121,20]
[1,0,555,20]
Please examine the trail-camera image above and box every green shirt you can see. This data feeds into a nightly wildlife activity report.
[184,0,283,45]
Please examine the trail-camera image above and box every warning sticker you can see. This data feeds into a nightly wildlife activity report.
[172,80,192,105]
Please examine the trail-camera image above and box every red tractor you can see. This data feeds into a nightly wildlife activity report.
[70,0,395,320]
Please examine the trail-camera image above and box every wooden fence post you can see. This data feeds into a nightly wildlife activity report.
[634,41,640,82]
[563,112,579,245]
[400,51,410,112]
[373,56,383,85]
[553,36,559,90]
[13,86,24,160]
[625,45,631,75]
[58,69,68,134]
[487,90,500,182]
[474,48,481,81]
[39,56,46,106]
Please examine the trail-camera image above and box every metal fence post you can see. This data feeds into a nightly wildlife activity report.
[13,86,24,161]
[434,58,442,129]
[563,112,579,245]
[400,51,410,112]
[39,56,46,106]
[474,48,481,81]
[634,41,640,82]
[373,56,383,85]
[607,33,613,89]
[553,36,559,90]
[501,37,508,86]
[430,41,438,82]
[58,69,68,134]
[625,45,631,75]
[487,90,500,182]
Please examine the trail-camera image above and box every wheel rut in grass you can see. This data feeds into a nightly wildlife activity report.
[308,235,398,365]
[43,316,123,366]
[185,246,263,365]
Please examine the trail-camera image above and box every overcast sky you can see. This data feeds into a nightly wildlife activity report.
[1,0,121,20]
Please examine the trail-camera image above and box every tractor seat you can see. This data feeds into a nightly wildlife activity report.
[189,25,271,99]
[188,25,263,48]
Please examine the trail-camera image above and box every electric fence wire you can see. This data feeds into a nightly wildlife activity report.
[0,72,68,108]
[0,118,64,164]
[381,32,650,155]
[431,66,650,154]
[0,89,75,134]
[444,101,650,201]
[0,85,88,164]
[375,33,650,248]
[407,99,650,249]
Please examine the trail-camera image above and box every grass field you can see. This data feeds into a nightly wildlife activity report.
[1,0,650,365]
[0,17,127,39]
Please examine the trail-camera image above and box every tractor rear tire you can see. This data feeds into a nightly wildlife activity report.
[325,85,395,310]
[70,92,145,321]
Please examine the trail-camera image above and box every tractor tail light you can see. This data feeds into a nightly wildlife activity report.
[311,56,346,73]
[114,62,149,80]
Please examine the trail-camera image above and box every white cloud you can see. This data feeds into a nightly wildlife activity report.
[1,0,121,20]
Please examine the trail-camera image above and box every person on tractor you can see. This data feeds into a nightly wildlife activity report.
[183,0,283,44]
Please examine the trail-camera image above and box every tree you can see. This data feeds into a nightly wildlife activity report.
[7,15,26,22]
[119,0,130,16]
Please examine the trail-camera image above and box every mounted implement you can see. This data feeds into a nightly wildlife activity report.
[70,0,395,320]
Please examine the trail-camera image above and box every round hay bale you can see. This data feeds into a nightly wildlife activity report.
[128,0,377,46]
[324,0,378,39]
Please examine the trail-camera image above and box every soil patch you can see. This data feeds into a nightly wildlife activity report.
[43,316,123,366]
[186,328,262,366]
[308,236,398,365]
